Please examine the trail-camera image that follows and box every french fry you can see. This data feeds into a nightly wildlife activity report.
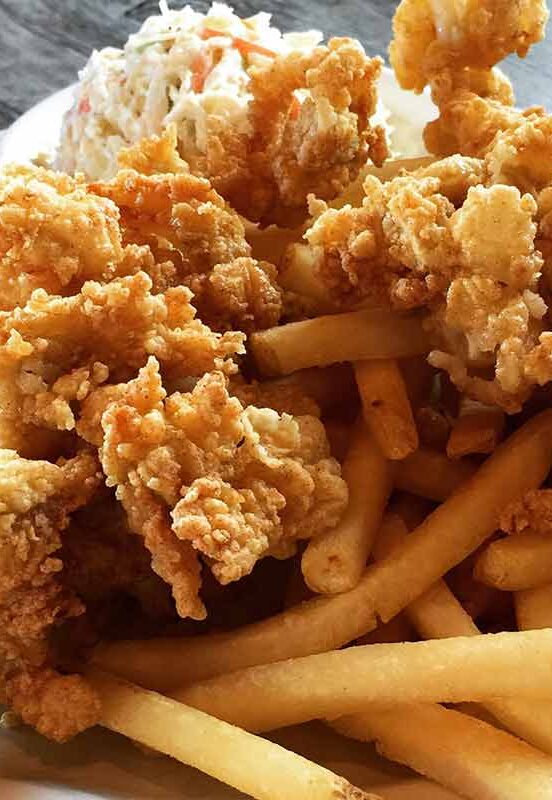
[375,517,552,757]
[250,309,430,376]
[302,422,392,594]
[353,612,416,645]
[474,532,552,591]
[394,447,476,501]
[332,704,552,800]
[354,359,419,459]
[279,243,336,312]
[447,407,505,459]
[243,220,304,264]
[94,410,552,690]
[516,583,552,630]
[173,630,552,732]
[88,671,376,800]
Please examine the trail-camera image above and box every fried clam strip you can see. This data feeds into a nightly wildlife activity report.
[90,153,284,333]
[0,449,102,741]
[0,271,243,448]
[197,38,388,226]
[374,512,552,758]
[96,357,348,620]
[288,158,551,411]
[94,409,552,691]
[390,0,548,95]
[88,671,380,800]
[0,163,154,311]
[389,0,549,158]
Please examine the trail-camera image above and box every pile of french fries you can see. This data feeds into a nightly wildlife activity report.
[87,157,552,800]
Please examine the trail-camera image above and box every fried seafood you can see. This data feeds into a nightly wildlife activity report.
[0,164,153,311]
[0,448,102,741]
[58,0,389,226]
[284,157,551,410]
[91,145,284,332]
[390,0,549,158]
[97,358,347,618]
[390,0,548,94]
[0,272,243,446]
[212,37,388,225]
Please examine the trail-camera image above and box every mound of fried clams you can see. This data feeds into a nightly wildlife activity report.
[0,135,351,741]
[4,0,552,747]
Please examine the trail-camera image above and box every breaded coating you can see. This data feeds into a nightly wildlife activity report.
[203,38,388,225]
[0,449,102,741]
[0,272,243,441]
[90,167,250,283]
[117,125,189,176]
[299,157,483,310]
[0,164,153,311]
[288,164,550,410]
[500,489,552,535]
[98,358,347,614]
[390,0,548,94]
[90,153,283,332]
[230,375,321,418]
[390,0,548,158]
[183,257,283,334]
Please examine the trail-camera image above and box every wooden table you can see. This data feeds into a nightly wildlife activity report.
[0,0,551,129]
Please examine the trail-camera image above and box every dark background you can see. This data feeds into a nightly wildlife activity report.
[0,0,551,129]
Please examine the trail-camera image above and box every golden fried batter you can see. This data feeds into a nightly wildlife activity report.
[500,489,552,535]
[390,0,548,158]
[98,358,347,615]
[0,272,243,442]
[0,449,102,741]
[0,164,153,310]
[286,161,549,410]
[200,38,388,225]
[390,0,548,94]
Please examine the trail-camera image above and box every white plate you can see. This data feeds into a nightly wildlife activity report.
[0,71,453,800]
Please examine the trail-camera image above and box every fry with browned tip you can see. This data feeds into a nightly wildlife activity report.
[88,670,378,800]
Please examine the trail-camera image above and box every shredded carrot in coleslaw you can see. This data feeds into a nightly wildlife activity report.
[201,27,276,58]
[191,52,213,93]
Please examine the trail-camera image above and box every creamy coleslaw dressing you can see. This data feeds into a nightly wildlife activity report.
[56,3,324,179]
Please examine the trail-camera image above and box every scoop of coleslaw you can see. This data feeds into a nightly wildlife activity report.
[56,2,399,181]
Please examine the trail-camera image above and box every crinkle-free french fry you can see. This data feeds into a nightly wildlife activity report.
[302,422,392,594]
[474,532,552,591]
[94,411,552,690]
[250,309,430,376]
[447,408,505,459]
[375,516,552,757]
[279,243,336,312]
[332,704,552,800]
[516,583,552,630]
[88,671,376,800]
[354,359,419,460]
[173,630,552,732]
[243,220,304,264]
[394,447,476,501]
